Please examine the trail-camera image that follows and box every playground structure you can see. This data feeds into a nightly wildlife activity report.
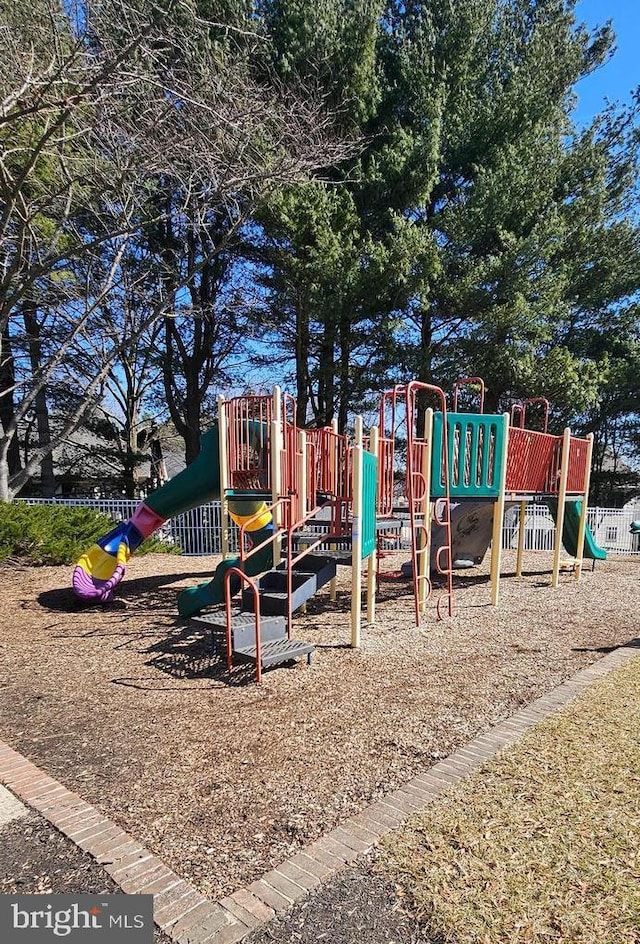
[73,379,606,681]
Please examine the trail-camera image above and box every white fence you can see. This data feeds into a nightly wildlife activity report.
[18,497,237,556]
[16,497,640,557]
[500,503,640,557]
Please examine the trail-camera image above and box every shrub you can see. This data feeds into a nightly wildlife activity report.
[0,503,180,566]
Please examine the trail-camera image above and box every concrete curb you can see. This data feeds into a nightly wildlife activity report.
[1,638,638,943]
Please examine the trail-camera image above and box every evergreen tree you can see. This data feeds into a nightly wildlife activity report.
[257,0,639,469]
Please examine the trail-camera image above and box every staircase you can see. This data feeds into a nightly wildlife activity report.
[191,553,337,678]
[192,611,314,670]
[241,553,337,616]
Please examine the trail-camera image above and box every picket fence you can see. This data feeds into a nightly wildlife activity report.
[17,497,640,557]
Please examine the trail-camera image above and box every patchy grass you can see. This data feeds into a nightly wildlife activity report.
[380,654,640,944]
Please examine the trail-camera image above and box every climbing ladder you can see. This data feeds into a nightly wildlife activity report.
[379,381,454,624]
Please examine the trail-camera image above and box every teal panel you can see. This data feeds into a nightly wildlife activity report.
[362,452,378,558]
[432,413,506,499]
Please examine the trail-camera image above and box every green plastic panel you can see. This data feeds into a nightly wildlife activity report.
[431,413,506,499]
[362,452,378,558]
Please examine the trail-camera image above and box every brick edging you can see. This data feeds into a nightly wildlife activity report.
[1,639,638,943]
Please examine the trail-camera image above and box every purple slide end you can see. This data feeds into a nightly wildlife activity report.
[72,563,126,602]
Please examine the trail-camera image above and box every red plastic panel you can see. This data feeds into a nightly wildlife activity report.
[567,437,589,494]
[506,428,562,494]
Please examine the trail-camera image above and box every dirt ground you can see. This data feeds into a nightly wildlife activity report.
[246,853,432,944]
[0,810,171,943]
[0,550,636,900]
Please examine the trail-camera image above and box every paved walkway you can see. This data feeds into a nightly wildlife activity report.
[1,639,638,944]
[0,783,27,826]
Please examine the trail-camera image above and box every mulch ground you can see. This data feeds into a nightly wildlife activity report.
[246,853,433,944]
[0,550,636,901]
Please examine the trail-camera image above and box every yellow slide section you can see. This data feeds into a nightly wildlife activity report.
[76,542,129,580]
[229,502,271,532]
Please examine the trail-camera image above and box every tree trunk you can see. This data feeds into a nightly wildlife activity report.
[0,452,10,502]
[316,311,336,426]
[416,305,434,438]
[23,303,55,496]
[337,310,350,434]
[122,421,138,498]
[295,296,310,427]
[483,388,500,414]
[183,410,202,465]
[0,325,22,481]
[121,371,140,498]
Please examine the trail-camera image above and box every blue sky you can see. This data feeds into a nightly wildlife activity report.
[573,0,639,126]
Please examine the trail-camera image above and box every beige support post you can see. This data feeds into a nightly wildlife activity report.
[271,386,283,566]
[217,395,231,559]
[329,417,338,603]
[516,500,527,577]
[574,433,595,581]
[490,413,510,606]
[366,425,379,625]
[351,416,364,648]
[552,427,572,588]
[418,408,434,614]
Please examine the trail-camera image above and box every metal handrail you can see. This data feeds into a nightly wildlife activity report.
[223,566,263,683]
[452,377,485,413]
[238,496,292,565]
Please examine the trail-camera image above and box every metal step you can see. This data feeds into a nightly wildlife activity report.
[292,527,352,540]
[241,555,337,615]
[233,638,314,669]
[280,553,338,581]
[191,611,286,650]
[192,612,315,670]
[289,535,352,560]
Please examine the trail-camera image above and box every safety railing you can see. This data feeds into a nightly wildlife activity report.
[505,427,562,494]
[566,437,590,494]
[223,394,273,491]
[452,376,485,413]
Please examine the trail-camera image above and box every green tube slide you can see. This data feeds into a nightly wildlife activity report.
[73,422,275,612]
[145,426,222,519]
